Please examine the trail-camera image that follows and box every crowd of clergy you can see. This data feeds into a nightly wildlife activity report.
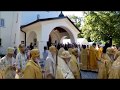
[0,42,120,79]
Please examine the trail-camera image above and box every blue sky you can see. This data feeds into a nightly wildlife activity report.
[21,11,84,25]
[21,11,60,25]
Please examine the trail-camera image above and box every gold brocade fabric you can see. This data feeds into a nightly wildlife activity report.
[114,51,120,60]
[97,48,103,60]
[23,60,42,79]
[4,66,16,79]
[97,53,112,79]
[0,56,16,79]
[89,46,98,71]
[69,54,80,79]
[108,56,120,79]
[80,49,88,70]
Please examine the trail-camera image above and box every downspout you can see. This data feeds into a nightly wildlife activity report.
[21,29,26,46]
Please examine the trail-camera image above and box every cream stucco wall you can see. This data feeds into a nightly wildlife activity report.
[22,23,42,51]
[39,18,79,57]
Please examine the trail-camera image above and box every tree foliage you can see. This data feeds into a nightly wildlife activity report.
[82,11,120,45]
[69,15,81,28]
[69,15,83,38]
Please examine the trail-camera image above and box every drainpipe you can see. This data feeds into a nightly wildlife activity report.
[21,29,26,46]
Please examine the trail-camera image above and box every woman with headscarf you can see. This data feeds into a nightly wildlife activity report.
[0,47,16,79]
[97,47,113,79]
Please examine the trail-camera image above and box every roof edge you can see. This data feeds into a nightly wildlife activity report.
[20,16,81,33]
[20,16,67,29]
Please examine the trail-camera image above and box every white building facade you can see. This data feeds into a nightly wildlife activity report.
[21,16,80,58]
[0,11,61,55]
[0,11,80,57]
[0,12,22,54]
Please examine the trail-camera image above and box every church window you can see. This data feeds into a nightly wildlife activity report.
[0,38,2,46]
[0,19,4,27]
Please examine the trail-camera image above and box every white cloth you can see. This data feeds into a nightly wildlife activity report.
[56,57,75,79]
[45,51,56,77]
[16,52,27,70]
[0,56,16,70]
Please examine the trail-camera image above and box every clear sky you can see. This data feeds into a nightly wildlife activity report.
[21,11,84,25]
[63,11,84,17]
[21,11,60,25]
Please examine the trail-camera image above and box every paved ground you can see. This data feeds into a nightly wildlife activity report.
[80,70,98,79]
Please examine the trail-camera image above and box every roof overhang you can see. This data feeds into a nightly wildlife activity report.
[20,16,81,33]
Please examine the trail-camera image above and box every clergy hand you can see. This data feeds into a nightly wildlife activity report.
[16,69,21,73]
[104,60,108,64]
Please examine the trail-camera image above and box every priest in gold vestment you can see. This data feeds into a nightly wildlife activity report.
[109,49,120,79]
[0,47,16,79]
[80,45,88,70]
[89,43,98,71]
[97,47,113,79]
[23,49,43,79]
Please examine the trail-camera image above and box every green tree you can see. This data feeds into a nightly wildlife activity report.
[82,11,120,46]
[69,15,83,38]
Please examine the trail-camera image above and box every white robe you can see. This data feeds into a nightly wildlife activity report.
[16,52,27,70]
[45,51,56,78]
[15,52,27,78]
[56,57,75,79]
